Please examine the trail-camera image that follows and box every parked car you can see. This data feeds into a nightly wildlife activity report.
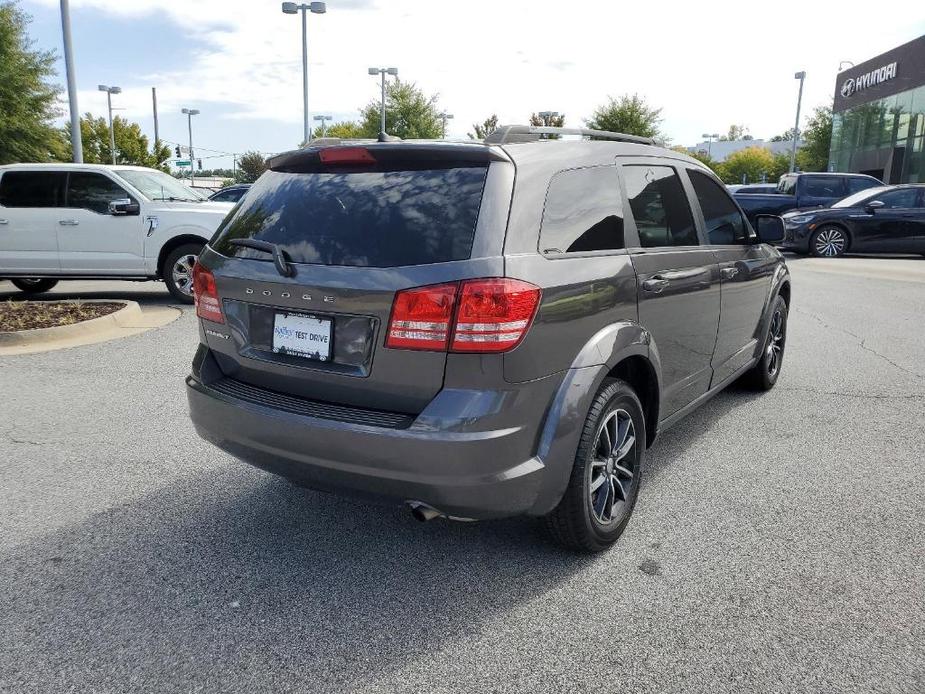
[781,184,925,256]
[0,164,234,302]
[186,127,790,552]
[208,184,251,204]
[727,183,778,195]
[734,172,882,221]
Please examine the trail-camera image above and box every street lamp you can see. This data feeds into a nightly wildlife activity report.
[98,85,122,165]
[181,108,200,186]
[439,112,454,138]
[369,67,398,136]
[60,0,82,162]
[313,114,332,138]
[537,110,559,124]
[838,60,855,72]
[790,71,806,173]
[281,2,326,146]
[701,132,720,158]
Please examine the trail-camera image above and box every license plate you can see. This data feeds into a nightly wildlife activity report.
[272,312,332,361]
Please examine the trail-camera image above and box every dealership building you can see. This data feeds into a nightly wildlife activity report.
[830,34,925,183]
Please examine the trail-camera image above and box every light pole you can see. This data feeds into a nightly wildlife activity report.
[98,85,121,164]
[368,67,398,136]
[537,110,559,125]
[790,71,806,173]
[60,0,82,162]
[281,2,326,146]
[181,108,199,186]
[701,132,720,158]
[439,112,454,138]
[313,114,332,138]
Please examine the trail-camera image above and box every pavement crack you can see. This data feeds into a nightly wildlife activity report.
[778,386,925,401]
[794,307,925,382]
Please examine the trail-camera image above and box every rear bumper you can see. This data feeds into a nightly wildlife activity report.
[186,371,560,520]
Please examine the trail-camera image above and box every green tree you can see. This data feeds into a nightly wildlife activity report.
[796,105,832,172]
[236,151,267,183]
[770,127,798,143]
[468,114,499,140]
[66,113,169,170]
[530,112,566,127]
[585,94,662,140]
[719,124,751,141]
[359,79,443,139]
[672,145,721,174]
[717,146,779,184]
[312,121,365,139]
[0,1,67,163]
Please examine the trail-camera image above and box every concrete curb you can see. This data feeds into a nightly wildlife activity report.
[0,300,181,355]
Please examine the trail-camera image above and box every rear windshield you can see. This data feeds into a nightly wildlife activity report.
[212,166,487,267]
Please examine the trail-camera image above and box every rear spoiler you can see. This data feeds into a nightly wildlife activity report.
[269,142,511,172]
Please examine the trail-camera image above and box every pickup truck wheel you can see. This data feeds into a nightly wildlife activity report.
[11,278,59,294]
[810,226,848,257]
[741,295,788,391]
[544,379,645,553]
[162,243,203,303]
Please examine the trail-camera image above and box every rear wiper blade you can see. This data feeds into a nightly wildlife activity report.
[228,239,294,278]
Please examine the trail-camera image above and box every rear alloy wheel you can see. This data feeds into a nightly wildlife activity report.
[162,243,203,303]
[811,226,848,257]
[544,379,645,552]
[11,278,59,294]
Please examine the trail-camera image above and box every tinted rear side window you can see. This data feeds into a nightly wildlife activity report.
[689,170,750,244]
[623,165,698,247]
[0,171,67,208]
[802,176,844,197]
[540,166,624,254]
[847,177,880,194]
[213,167,487,267]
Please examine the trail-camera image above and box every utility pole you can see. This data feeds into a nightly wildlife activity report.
[60,0,82,163]
[152,87,160,151]
[182,108,200,186]
[790,71,806,173]
[281,2,327,146]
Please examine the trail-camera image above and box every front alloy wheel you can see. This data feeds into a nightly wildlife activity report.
[812,226,847,257]
[171,253,198,298]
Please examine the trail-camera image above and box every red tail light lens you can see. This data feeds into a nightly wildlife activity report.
[451,278,541,352]
[385,279,541,353]
[192,262,224,324]
[385,283,457,350]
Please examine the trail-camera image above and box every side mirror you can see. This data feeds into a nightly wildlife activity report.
[109,198,140,216]
[865,200,885,213]
[754,214,785,244]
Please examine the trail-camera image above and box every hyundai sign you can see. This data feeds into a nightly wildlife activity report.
[833,34,925,113]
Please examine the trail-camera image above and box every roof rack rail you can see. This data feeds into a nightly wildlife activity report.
[484,125,655,146]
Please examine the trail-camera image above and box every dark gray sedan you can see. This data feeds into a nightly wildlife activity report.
[781,184,925,256]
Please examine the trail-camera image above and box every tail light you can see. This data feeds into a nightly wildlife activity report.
[192,262,224,324]
[385,283,457,350]
[451,279,541,352]
[385,278,540,353]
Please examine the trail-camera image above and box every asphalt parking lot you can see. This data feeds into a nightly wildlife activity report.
[1,257,923,693]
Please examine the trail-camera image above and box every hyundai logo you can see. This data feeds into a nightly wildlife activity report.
[840,78,855,98]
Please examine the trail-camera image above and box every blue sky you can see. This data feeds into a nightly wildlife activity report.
[21,0,925,172]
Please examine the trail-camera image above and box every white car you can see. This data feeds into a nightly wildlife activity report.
[0,163,235,302]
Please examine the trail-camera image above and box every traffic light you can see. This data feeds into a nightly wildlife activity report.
[174,145,181,158]
[197,159,202,171]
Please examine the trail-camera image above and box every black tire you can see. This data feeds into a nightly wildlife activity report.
[810,225,848,257]
[162,243,204,304]
[11,278,58,294]
[741,294,788,391]
[544,379,646,553]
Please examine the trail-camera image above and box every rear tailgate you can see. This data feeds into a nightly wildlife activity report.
[198,143,513,415]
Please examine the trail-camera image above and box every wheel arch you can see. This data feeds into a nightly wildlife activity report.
[156,234,208,278]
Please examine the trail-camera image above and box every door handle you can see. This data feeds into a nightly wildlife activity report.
[0,219,8,225]
[641,278,670,293]
[721,267,739,280]
[58,219,79,226]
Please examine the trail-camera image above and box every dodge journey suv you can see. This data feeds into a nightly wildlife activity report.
[186,126,790,552]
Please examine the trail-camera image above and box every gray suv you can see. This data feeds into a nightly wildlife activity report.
[186,126,790,552]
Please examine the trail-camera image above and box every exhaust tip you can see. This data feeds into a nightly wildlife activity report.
[407,501,442,522]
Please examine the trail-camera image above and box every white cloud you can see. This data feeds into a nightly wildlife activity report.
[37,0,925,145]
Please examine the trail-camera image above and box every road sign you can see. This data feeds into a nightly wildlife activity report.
[175,160,191,167]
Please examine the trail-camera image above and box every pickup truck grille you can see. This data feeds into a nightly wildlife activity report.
[207,377,414,429]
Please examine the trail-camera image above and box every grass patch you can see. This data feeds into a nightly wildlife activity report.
[0,301,123,332]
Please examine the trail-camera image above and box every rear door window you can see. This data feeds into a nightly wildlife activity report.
[540,166,624,254]
[0,171,67,208]
[847,177,880,194]
[802,176,844,198]
[213,167,487,267]
[688,170,751,244]
[66,172,133,214]
[623,165,698,248]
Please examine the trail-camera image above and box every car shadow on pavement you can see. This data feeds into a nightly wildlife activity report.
[0,385,764,691]
[0,280,179,307]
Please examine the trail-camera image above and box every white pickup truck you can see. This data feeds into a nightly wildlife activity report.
[0,163,235,302]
